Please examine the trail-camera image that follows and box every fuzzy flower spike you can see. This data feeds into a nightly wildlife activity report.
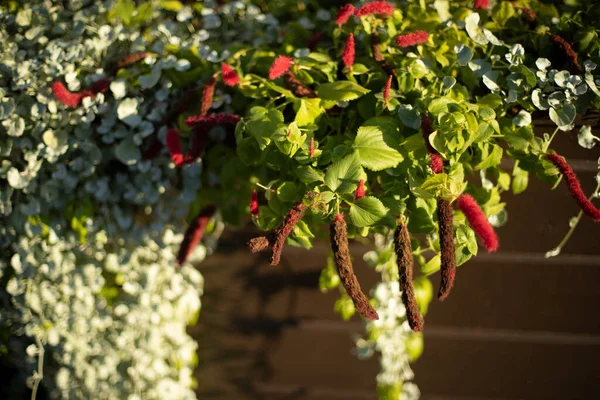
[457,194,499,252]
[221,63,240,86]
[269,55,293,80]
[342,33,355,68]
[396,31,429,48]
[547,153,600,221]
[355,1,394,18]
[336,4,355,25]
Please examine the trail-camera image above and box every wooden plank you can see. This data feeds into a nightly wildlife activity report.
[412,338,600,400]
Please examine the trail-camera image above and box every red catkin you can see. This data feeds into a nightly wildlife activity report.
[52,79,109,108]
[248,236,270,253]
[199,76,217,117]
[269,55,293,80]
[330,214,379,321]
[355,1,394,18]
[547,153,600,221]
[176,205,217,266]
[335,4,355,25]
[166,129,185,167]
[518,7,536,23]
[457,194,499,252]
[383,75,392,104]
[183,127,208,164]
[549,34,583,75]
[370,32,397,76]
[52,82,85,108]
[394,222,424,332]
[309,137,315,159]
[221,63,240,87]
[421,116,444,174]
[283,71,317,98]
[270,200,308,265]
[355,179,366,200]
[342,34,355,68]
[396,31,429,48]
[250,190,260,216]
[185,113,241,128]
[114,52,150,70]
[437,198,456,301]
[474,0,490,10]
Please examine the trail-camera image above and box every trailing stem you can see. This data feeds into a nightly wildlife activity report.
[394,222,424,331]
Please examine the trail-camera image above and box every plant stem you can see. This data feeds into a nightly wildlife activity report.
[31,335,44,400]
[546,179,600,257]
[542,127,560,153]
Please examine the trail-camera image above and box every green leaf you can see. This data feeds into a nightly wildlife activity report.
[352,117,403,171]
[295,98,324,126]
[159,0,183,11]
[318,81,370,101]
[349,196,388,227]
[428,97,455,115]
[549,103,576,130]
[134,2,153,23]
[236,137,262,166]
[325,152,363,194]
[512,163,529,194]
[492,1,515,26]
[295,165,324,184]
[277,182,298,202]
[246,107,284,149]
[113,0,135,25]
[476,144,503,169]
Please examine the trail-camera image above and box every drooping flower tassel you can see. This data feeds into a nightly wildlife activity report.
[166,129,185,167]
[269,200,308,265]
[283,71,317,98]
[250,190,260,216]
[342,34,355,68]
[370,31,396,76]
[185,113,241,129]
[354,1,394,18]
[383,75,393,105]
[394,221,424,332]
[199,76,217,117]
[335,4,355,25]
[395,31,429,48]
[221,63,240,87]
[309,137,315,159]
[437,198,456,301]
[176,205,217,266]
[547,153,600,221]
[457,194,499,252]
[52,79,109,108]
[474,0,490,10]
[113,52,151,71]
[355,179,366,200]
[269,55,293,80]
[330,214,379,321]
[549,35,583,75]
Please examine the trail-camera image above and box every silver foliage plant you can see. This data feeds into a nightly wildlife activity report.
[0,0,274,398]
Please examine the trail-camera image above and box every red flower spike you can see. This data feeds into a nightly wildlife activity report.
[250,190,260,216]
[330,214,379,321]
[547,153,600,221]
[421,115,444,174]
[166,129,185,167]
[396,30,429,48]
[185,113,241,129]
[199,76,217,117]
[114,52,150,71]
[518,7,536,23]
[309,137,315,159]
[336,4,355,25]
[355,179,366,200]
[221,63,240,87]
[176,205,217,266]
[474,0,490,10]
[52,82,84,107]
[457,194,499,252]
[383,75,392,104]
[283,71,317,98]
[270,200,308,265]
[437,198,456,301]
[355,1,394,17]
[269,55,293,80]
[89,78,110,94]
[394,222,424,332]
[549,35,583,75]
[342,34,355,68]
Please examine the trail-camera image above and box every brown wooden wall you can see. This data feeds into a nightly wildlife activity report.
[191,125,600,400]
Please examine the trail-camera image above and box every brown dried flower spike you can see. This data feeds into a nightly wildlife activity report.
[330,214,379,321]
[437,198,456,301]
[394,221,424,332]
